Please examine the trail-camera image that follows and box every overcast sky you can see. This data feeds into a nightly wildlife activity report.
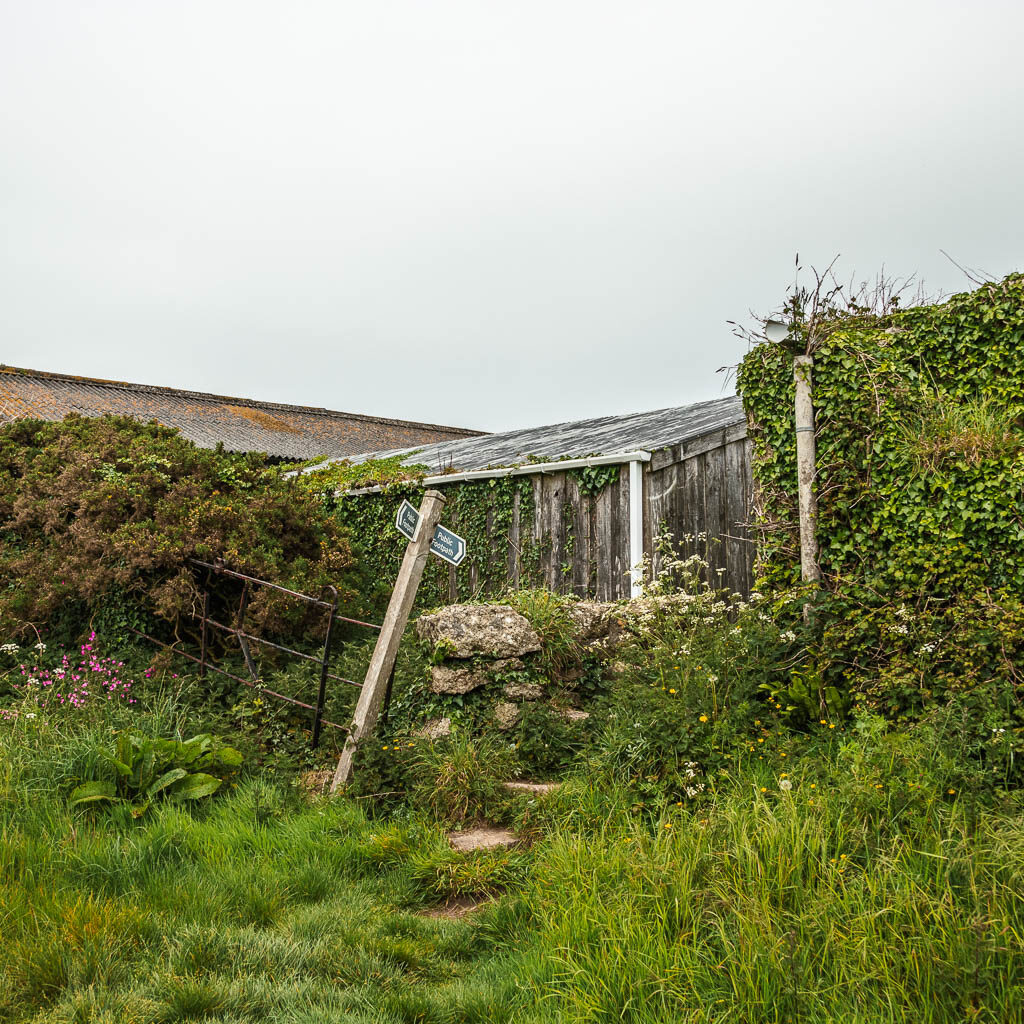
[2,1,1022,432]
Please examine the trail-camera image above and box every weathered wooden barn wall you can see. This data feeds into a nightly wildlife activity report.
[643,423,754,598]
[450,422,753,601]
[526,465,633,600]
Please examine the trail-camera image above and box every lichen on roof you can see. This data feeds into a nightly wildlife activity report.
[0,364,483,461]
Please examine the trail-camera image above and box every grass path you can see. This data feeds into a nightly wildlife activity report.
[1,781,528,1023]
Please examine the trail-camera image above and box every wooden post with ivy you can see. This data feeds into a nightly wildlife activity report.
[793,355,822,585]
[330,489,447,793]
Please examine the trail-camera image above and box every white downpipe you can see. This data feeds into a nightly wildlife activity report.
[629,459,644,598]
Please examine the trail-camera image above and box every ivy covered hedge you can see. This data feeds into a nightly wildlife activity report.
[737,274,1024,736]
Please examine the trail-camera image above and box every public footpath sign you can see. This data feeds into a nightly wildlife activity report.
[395,499,421,541]
[394,499,467,566]
[430,524,467,566]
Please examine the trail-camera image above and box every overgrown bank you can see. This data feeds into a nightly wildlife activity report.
[738,274,1024,752]
[0,415,370,651]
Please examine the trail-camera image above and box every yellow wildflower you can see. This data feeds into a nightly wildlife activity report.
[699,714,708,723]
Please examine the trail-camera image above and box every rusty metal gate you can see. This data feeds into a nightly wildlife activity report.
[129,558,386,748]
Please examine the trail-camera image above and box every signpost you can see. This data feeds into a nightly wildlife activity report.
[331,491,469,792]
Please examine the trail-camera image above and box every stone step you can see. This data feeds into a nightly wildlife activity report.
[447,826,518,852]
[502,780,562,796]
[418,895,490,919]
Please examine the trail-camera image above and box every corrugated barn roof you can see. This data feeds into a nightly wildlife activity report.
[340,394,745,474]
[0,365,483,461]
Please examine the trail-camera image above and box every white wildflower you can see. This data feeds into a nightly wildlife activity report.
[781,630,797,643]
[0,643,19,654]
[779,779,793,792]
[33,641,46,652]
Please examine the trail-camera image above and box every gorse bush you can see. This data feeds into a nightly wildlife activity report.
[0,415,360,648]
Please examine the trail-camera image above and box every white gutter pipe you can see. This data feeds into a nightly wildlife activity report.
[338,450,653,496]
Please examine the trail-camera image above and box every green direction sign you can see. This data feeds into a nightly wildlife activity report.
[395,499,420,541]
[430,524,467,566]
[395,499,467,566]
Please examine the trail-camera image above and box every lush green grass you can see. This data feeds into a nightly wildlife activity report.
[1,719,529,1022]
[2,686,1023,1022]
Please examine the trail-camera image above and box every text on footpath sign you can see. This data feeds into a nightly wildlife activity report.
[430,524,467,566]
[395,499,420,541]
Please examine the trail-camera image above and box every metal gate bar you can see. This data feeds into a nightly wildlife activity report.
[198,615,362,688]
[126,626,348,732]
[128,559,388,747]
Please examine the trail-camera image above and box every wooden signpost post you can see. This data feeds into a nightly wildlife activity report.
[331,490,465,792]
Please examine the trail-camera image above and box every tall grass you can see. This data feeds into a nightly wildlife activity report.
[521,780,1024,1022]
[893,390,1023,473]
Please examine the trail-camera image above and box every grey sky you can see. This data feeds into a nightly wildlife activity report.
[2,0,1022,432]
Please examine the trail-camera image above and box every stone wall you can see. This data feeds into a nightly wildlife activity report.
[412,600,632,737]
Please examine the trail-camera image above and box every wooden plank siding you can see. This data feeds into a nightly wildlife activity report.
[435,435,753,601]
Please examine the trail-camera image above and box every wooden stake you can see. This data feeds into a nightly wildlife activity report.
[330,489,447,793]
[793,355,822,585]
